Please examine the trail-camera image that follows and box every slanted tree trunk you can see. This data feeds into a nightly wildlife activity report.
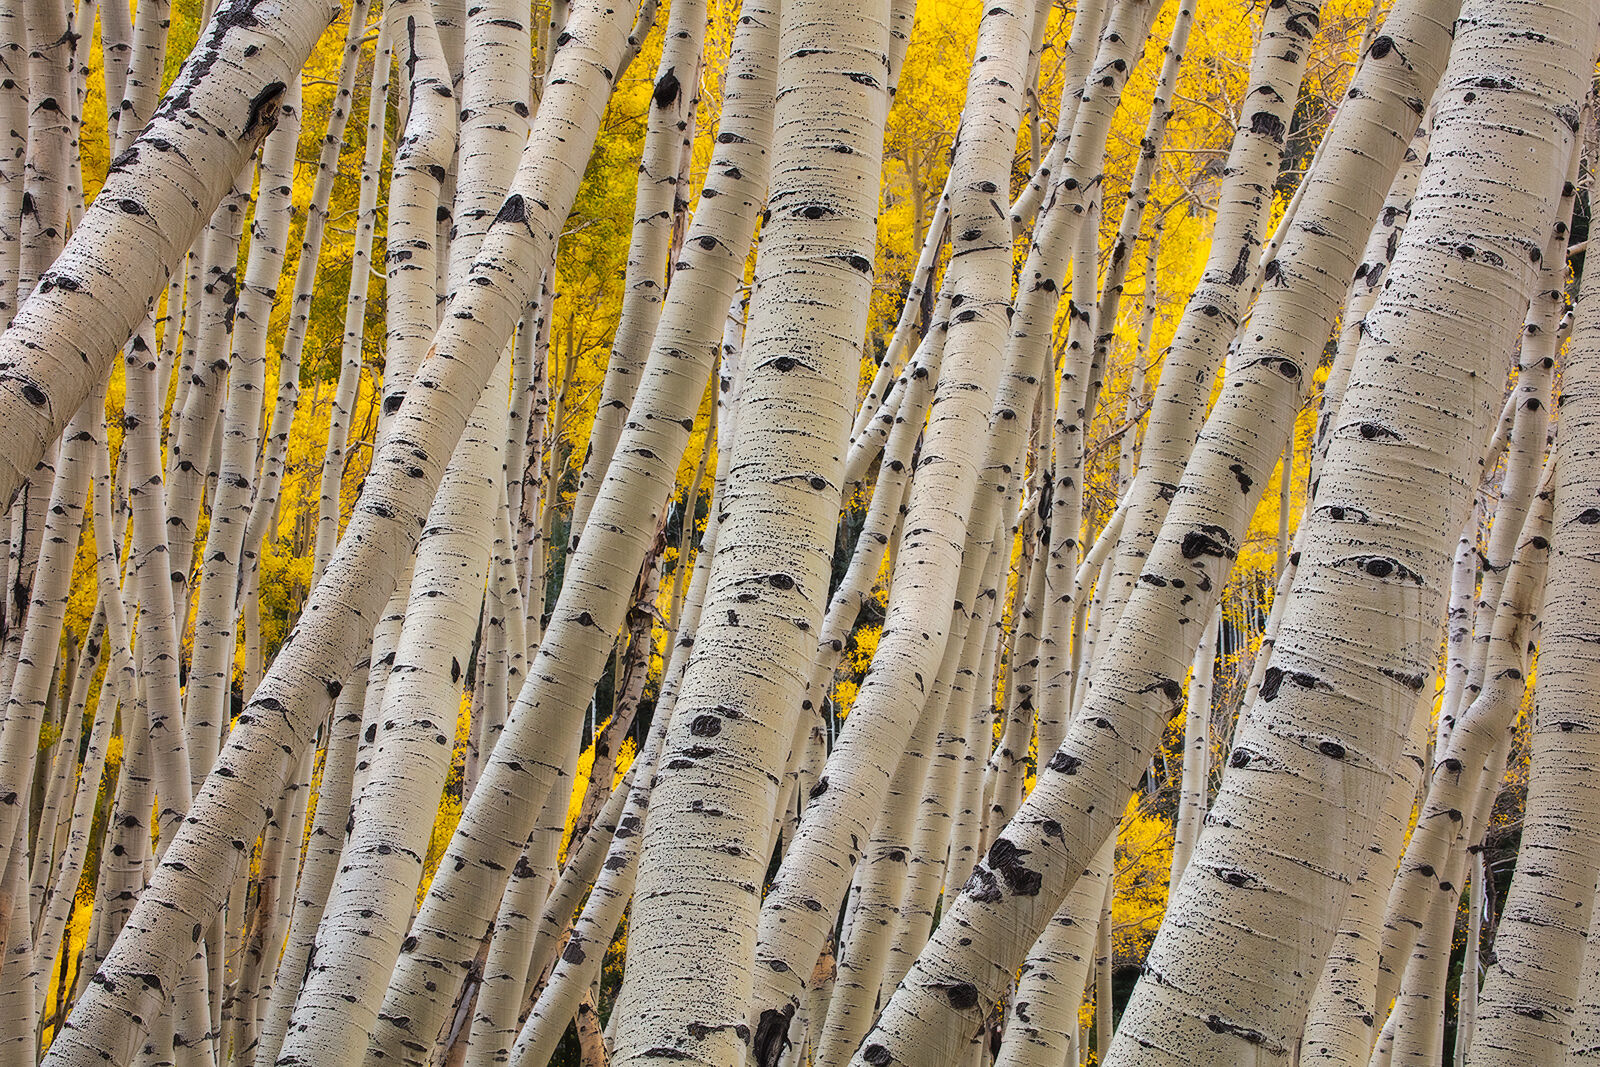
[607,0,893,1059]
[849,0,1457,1056]
[1468,187,1600,1067]
[370,5,777,1052]
[1103,2,1593,1059]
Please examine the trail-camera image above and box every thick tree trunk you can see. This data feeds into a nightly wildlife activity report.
[1468,194,1600,1067]
[608,0,892,1058]
[1104,3,1592,1059]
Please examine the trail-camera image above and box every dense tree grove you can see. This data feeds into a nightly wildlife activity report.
[0,0,1598,1063]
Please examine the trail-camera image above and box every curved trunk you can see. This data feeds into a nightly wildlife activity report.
[312,8,405,585]
[1103,3,1590,1058]
[607,0,893,1057]
[40,0,640,1057]
[751,0,1143,1037]
[851,0,1461,1057]
[277,340,506,1064]
[1468,200,1600,1067]
[814,704,938,1067]
[183,84,302,797]
[1095,0,1324,651]
[992,827,1115,1067]
[250,665,368,1067]
[239,0,376,595]
[1169,607,1219,885]
[1297,692,1429,1066]
[367,8,777,1055]
[0,389,96,880]
[882,529,1009,996]
[2,0,339,490]
[565,0,709,550]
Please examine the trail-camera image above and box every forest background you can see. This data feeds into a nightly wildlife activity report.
[24,0,1565,1061]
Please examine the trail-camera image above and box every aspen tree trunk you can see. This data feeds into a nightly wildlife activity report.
[250,665,368,1067]
[0,0,24,331]
[1298,692,1430,1066]
[943,543,1011,906]
[368,7,776,1054]
[500,710,674,1066]
[1095,0,1322,645]
[607,0,893,1058]
[993,835,1117,1067]
[854,0,1459,1056]
[1096,2,1191,395]
[1456,155,1575,722]
[1007,0,1109,235]
[16,0,75,308]
[1438,506,1481,744]
[513,336,735,1047]
[30,617,103,959]
[1169,607,1218,884]
[0,452,54,714]
[183,84,301,796]
[314,7,409,583]
[841,287,950,503]
[1097,875,1115,1054]
[466,471,529,799]
[566,0,708,550]
[1102,3,1593,1059]
[66,442,138,1004]
[1570,868,1600,1063]
[570,549,663,853]
[803,303,943,745]
[843,187,948,476]
[423,0,532,812]
[0,390,96,878]
[1370,524,1543,1039]
[0,400,94,1047]
[748,0,1061,1041]
[984,519,1046,837]
[164,182,249,610]
[33,643,119,1047]
[998,0,1177,702]
[815,704,941,1067]
[882,531,1009,996]
[1468,220,1600,1067]
[369,3,462,443]
[121,326,196,854]
[1311,122,1428,484]
[280,345,509,1066]
[504,362,739,1067]
[1385,879,1460,1066]
[41,0,640,1057]
[508,765,639,1027]
[231,742,315,1061]
[240,0,377,592]
[448,0,534,803]
[1364,475,1551,1064]
[1454,855,1485,1065]
[0,843,35,1061]
[457,777,568,1066]
[1036,196,1103,761]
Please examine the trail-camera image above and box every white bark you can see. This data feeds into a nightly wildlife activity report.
[1468,206,1600,1067]
[40,0,639,1056]
[853,0,1458,1057]
[183,83,301,797]
[370,7,776,1054]
[1169,607,1218,885]
[1106,2,1591,1057]
[609,0,892,1057]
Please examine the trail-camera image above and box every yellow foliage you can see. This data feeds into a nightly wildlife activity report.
[560,733,639,862]
[1113,797,1174,965]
